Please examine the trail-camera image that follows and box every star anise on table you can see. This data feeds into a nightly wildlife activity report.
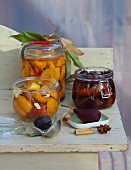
[97,124,111,134]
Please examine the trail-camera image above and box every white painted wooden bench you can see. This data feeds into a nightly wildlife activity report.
[0,25,128,170]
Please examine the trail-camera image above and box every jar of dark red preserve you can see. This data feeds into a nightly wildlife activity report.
[72,67,116,109]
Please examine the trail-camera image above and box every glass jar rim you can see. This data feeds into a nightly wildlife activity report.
[23,43,65,59]
[74,67,113,81]
[12,77,59,92]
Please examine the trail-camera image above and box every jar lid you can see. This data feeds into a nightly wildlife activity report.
[23,43,65,59]
[75,67,113,81]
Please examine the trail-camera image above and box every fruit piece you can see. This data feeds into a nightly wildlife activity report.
[30,67,35,76]
[60,78,65,86]
[78,88,91,97]
[13,99,27,117]
[74,108,101,123]
[47,61,55,69]
[77,98,97,109]
[33,92,49,103]
[95,99,104,109]
[27,103,47,119]
[56,59,63,67]
[27,83,40,91]
[59,79,65,98]
[53,67,60,81]
[41,68,53,78]
[59,88,65,99]
[21,62,32,77]
[47,97,59,117]
[62,55,66,65]
[60,65,65,79]
[17,95,33,113]
[22,67,30,77]
[48,89,59,100]
[90,87,96,96]
[33,115,52,130]
[41,67,60,81]
[57,84,62,93]
[95,88,101,97]
[33,60,46,71]
[104,97,115,106]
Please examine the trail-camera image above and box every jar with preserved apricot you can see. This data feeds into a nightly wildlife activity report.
[12,77,59,121]
[72,67,116,109]
[20,42,66,100]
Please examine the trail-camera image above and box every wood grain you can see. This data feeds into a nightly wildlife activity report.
[0,153,98,170]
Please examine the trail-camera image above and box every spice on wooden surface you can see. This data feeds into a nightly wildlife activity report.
[63,109,73,122]
[74,128,95,135]
[97,124,111,134]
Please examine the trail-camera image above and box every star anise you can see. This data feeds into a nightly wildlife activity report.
[97,124,111,134]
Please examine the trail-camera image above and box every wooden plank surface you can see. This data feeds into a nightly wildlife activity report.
[0,25,128,153]
[0,90,128,153]
[0,153,98,170]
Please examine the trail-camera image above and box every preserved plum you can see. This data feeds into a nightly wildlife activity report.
[33,115,52,130]
[72,67,116,109]
[77,98,97,109]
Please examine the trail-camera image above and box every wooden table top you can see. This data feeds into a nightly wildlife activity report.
[0,25,128,153]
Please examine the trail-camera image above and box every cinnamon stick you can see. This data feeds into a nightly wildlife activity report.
[63,109,73,122]
[74,128,95,135]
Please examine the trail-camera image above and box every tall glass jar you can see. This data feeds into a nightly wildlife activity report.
[20,42,66,100]
[12,77,59,121]
[72,67,116,109]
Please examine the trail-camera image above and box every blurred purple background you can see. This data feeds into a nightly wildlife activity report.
[0,0,131,140]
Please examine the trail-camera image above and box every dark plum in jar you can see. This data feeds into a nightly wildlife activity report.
[72,67,116,109]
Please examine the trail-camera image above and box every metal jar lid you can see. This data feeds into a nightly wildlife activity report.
[74,67,113,81]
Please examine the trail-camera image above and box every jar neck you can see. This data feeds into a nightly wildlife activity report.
[22,43,65,60]
[74,67,113,81]
[12,77,59,92]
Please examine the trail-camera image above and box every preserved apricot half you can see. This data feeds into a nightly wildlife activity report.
[47,60,55,69]
[14,99,27,117]
[17,95,33,113]
[33,92,49,103]
[47,97,59,117]
[41,68,52,78]
[47,89,59,100]
[53,67,60,81]
[33,60,46,71]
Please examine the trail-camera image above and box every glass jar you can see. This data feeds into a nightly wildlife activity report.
[72,67,116,109]
[12,77,59,121]
[20,42,66,100]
